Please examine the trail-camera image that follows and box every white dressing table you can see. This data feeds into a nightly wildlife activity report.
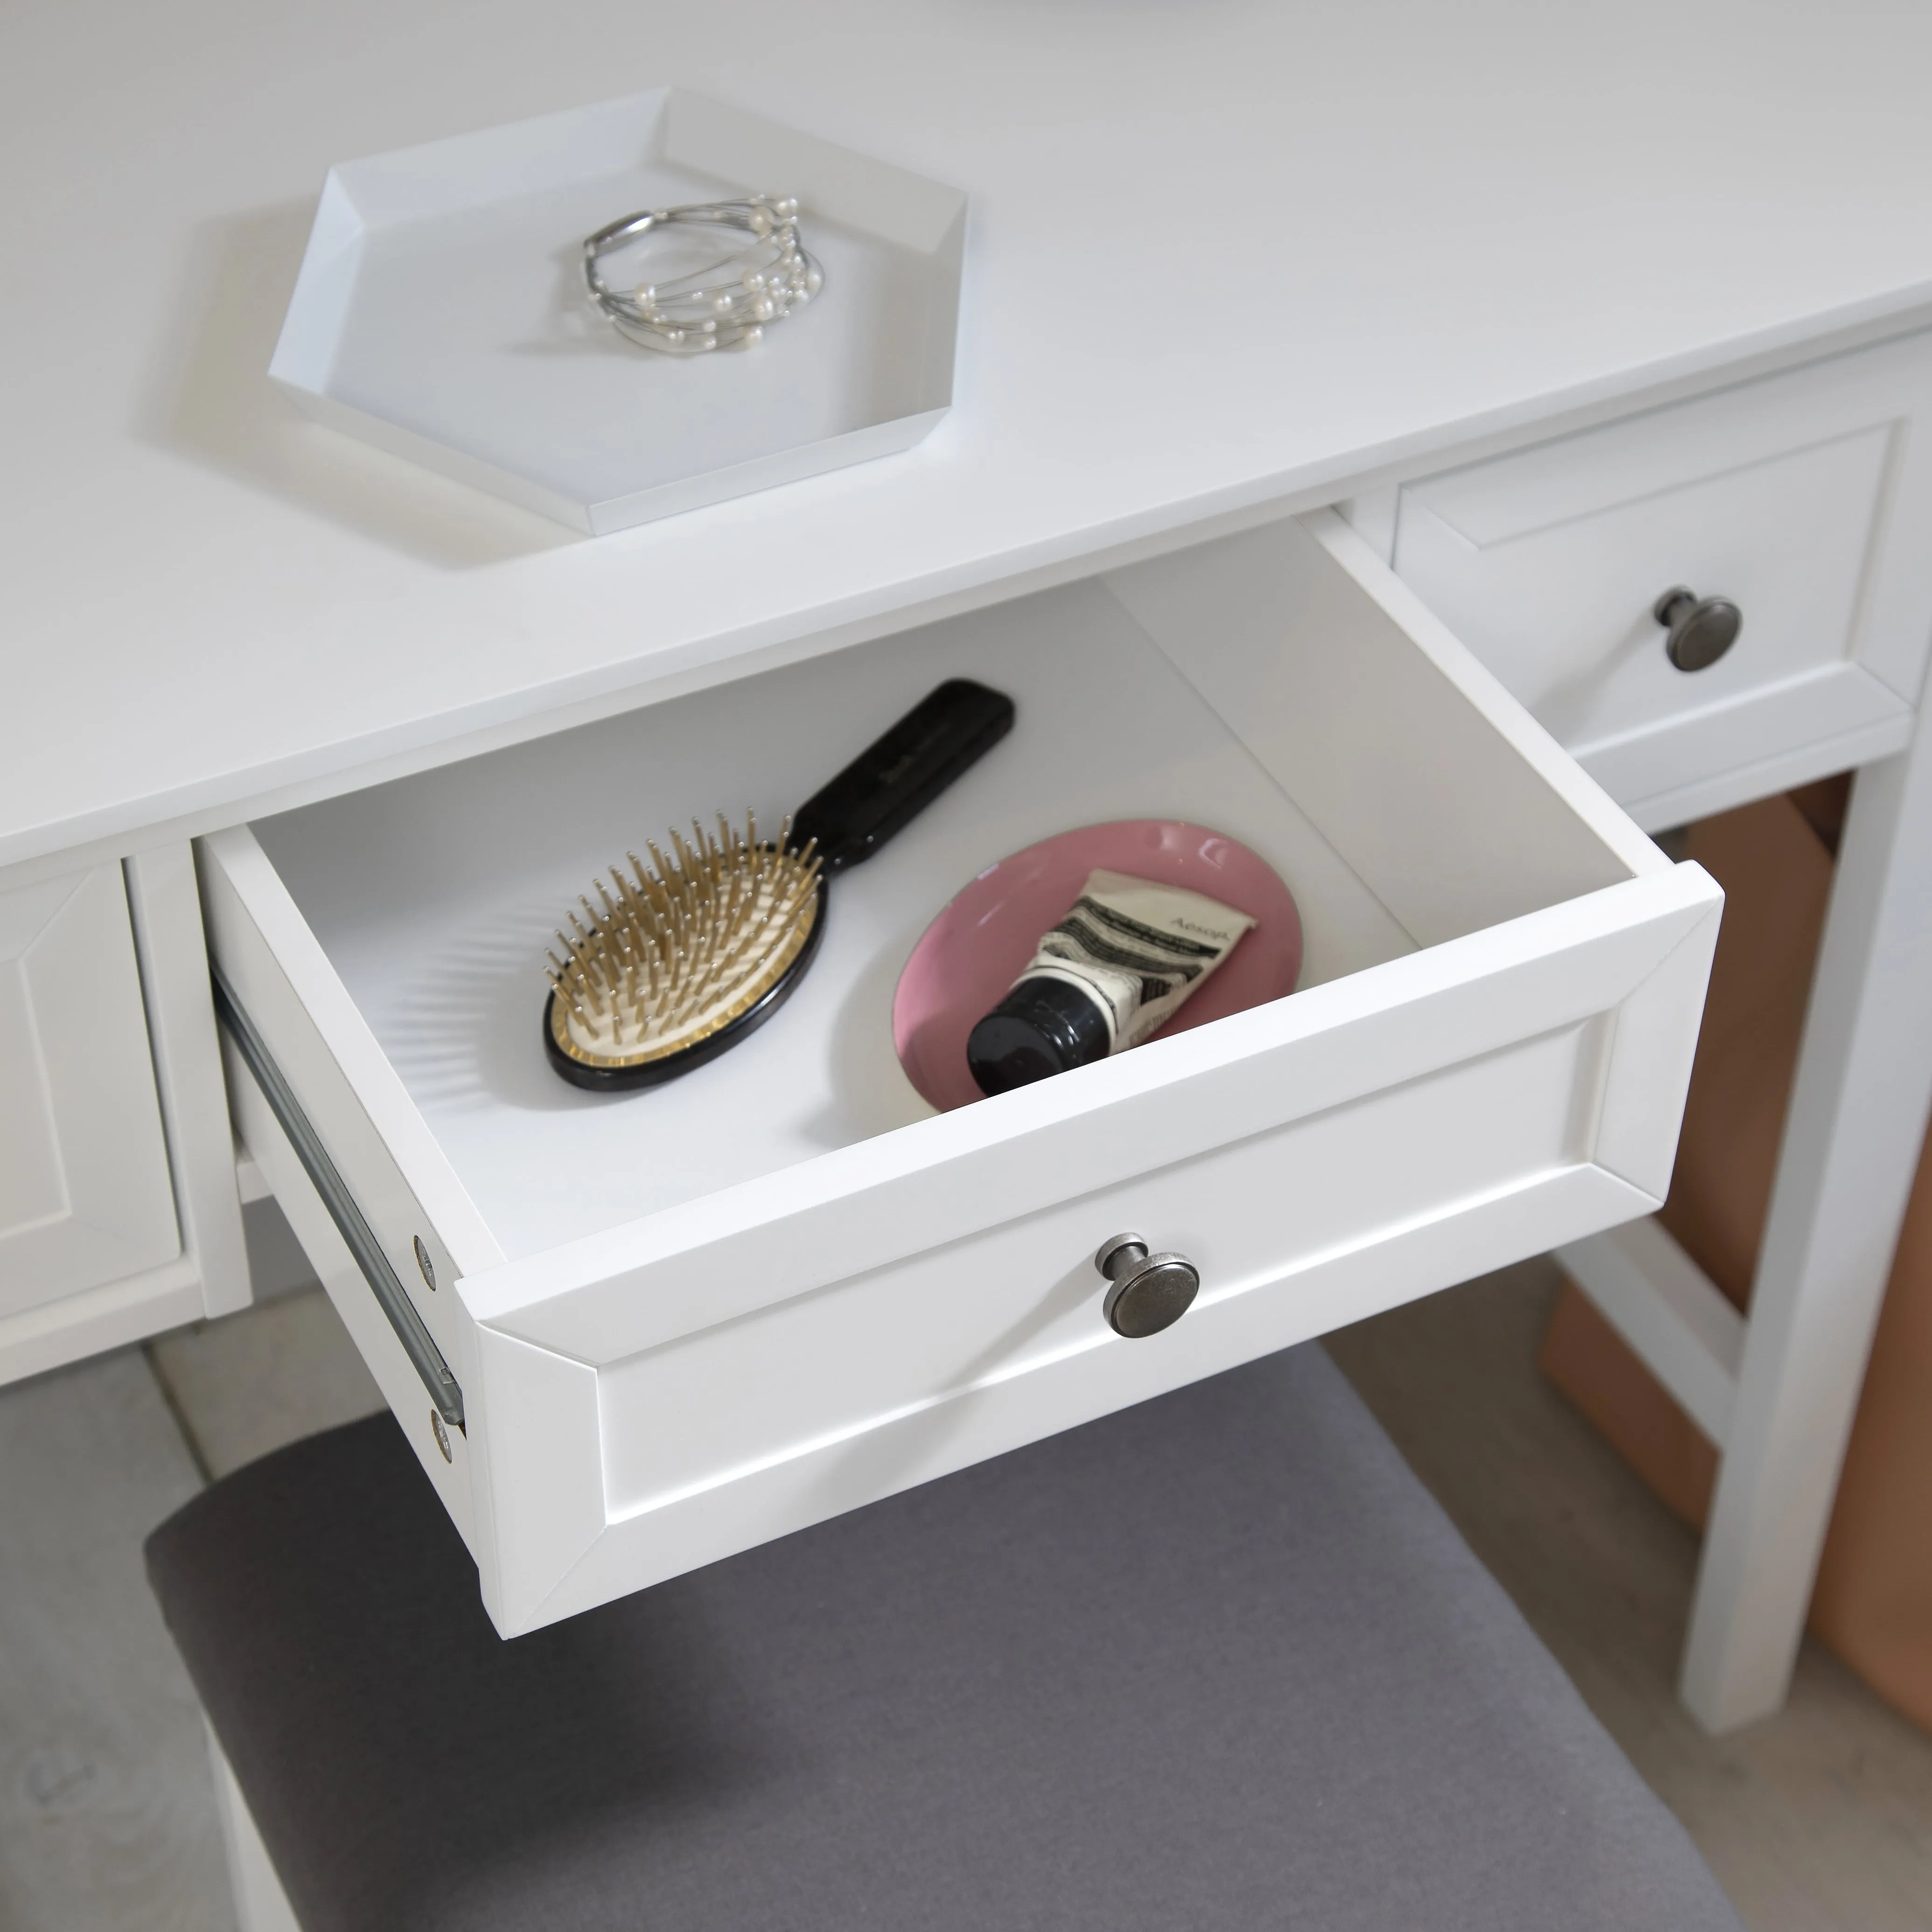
[7,0,1932,1737]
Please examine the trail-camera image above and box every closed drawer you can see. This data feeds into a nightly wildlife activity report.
[198,510,1720,1634]
[1389,329,1932,828]
[0,864,180,1317]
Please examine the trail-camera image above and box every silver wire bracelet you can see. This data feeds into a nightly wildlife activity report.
[582,195,824,354]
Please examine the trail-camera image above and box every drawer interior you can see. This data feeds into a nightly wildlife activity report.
[250,518,1642,1263]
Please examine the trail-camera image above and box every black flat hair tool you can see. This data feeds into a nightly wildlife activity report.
[544,678,1015,1091]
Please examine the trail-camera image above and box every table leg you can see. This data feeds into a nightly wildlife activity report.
[1680,729,1932,1733]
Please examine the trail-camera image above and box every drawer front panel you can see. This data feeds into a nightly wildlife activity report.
[1391,330,1932,824]
[0,864,179,1316]
[599,1017,1604,1519]
[471,858,1718,1633]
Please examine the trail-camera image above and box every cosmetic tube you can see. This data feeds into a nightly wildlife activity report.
[966,869,1256,1095]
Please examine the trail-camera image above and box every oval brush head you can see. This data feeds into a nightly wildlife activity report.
[544,812,825,1091]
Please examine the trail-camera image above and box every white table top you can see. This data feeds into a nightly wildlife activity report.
[8,0,1932,876]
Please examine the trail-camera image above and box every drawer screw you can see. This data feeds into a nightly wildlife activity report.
[430,1411,452,1462]
[1095,1232,1200,1339]
[1654,586,1742,672]
[414,1237,436,1291]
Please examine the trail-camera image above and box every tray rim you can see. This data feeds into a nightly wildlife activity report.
[269,85,969,535]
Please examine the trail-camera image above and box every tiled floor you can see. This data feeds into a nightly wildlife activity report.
[4,1235,1931,1929]
[147,1283,385,1482]
[0,1353,231,1932]
[1329,1257,1932,1932]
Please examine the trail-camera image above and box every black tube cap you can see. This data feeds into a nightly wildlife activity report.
[966,975,1111,1096]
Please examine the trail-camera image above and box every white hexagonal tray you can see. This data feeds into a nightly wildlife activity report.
[270,90,967,535]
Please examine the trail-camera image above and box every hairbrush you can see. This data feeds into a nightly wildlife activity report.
[543,678,1016,1091]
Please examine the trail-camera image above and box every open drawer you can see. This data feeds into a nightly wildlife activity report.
[198,509,1721,1635]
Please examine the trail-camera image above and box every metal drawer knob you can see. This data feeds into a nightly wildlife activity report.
[1095,1232,1200,1339]
[1654,586,1742,672]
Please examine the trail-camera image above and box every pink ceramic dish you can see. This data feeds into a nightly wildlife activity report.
[894,819,1303,1113]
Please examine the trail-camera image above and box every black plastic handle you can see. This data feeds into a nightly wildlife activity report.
[788,679,1015,874]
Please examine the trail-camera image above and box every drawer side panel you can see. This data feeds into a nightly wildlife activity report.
[197,829,504,1366]
[227,1046,479,1555]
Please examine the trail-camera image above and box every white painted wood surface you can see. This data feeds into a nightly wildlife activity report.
[11,0,1932,879]
[0,1257,206,1392]
[1391,328,1932,826]
[0,849,253,1388]
[222,536,1416,1267]
[222,1046,479,1556]
[1559,1218,1745,1447]
[1381,328,1932,1734]
[0,866,179,1316]
[11,0,1921,1730]
[198,512,1721,1630]
[126,846,252,1321]
[1681,714,1932,1735]
[1609,716,1922,841]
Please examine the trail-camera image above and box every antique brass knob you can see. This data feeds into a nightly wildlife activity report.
[1654,586,1742,672]
[1095,1232,1200,1338]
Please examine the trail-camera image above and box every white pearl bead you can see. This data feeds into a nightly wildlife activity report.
[803,265,823,296]
[742,324,763,346]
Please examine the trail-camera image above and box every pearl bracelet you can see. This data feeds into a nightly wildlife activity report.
[582,196,824,354]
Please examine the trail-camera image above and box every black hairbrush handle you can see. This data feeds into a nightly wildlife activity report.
[788,679,1015,874]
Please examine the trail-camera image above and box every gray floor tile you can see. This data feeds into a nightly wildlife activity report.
[238,1196,323,1305]
[0,1350,235,1932]
[149,1287,384,1481]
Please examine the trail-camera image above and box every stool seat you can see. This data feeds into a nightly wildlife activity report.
[147,1344,1740,1932]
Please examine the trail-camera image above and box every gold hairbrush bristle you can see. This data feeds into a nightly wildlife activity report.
[544,810,822,1081]
[540,680,1015,1092]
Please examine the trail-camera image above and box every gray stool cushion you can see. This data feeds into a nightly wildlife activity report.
[146,1343,1740,1932]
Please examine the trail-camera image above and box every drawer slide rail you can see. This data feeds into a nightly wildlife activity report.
[211,966,465,1431]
